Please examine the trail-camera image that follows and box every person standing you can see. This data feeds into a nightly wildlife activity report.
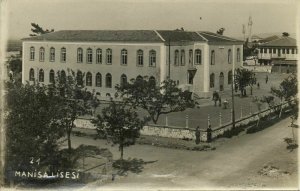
[195,126,200,144]
[207,125,212,143]
[265,75,268,84]
[212,91,219,106]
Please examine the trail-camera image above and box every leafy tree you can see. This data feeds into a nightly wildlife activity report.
[282,32,290,37]
[4,81,65,172]
[216,28,225,35]
[116,77,195,124]
[234,68,255,97]
[29,23,54,36]
[7,57,22,82]
[92,99,146,160]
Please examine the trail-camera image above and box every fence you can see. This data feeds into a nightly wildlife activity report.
[74,100,293,142]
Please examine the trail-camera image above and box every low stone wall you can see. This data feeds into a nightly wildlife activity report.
[242,65,272,73]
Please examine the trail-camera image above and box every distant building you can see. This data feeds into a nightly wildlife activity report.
[257,36,298,73]
[22,30,243,98]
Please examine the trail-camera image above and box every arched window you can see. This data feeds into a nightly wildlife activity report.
[39,69,44,82]
[180,50,185,65]
[228,70,232,84]
[149,76,156,86]
[106,73,112,88]
[39,47,45,62]
[189,49,193,65]
[77,48,83,63]
[87,48,93,63]
[149,50,156,67]
[49,70,55,83]
[96,49,102,64]
[174,50,179,66]
[30,47,35,60]
[96,73,102,87]
[120,74,127,86]
[77,71,83,86]
[121,49,127,65]
[210,50,215,65]
[195,49,202,65]
[136,75,143,81]
[106,49,112,64]
[61,47,66,62]
[228,49,232,64]
[137,49,143,66]
[29,68,34,81]
[60,70,66,83]
[50,47,55,62]
[237,48,240,62]
[219,72,224,91]
[210,73,215,88]
[86,72,92,86]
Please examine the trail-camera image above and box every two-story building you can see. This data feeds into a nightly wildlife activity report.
[22,30,243,98]
[257,36,298,73]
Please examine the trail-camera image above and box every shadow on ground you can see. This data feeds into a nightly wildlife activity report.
[113,158,157,176]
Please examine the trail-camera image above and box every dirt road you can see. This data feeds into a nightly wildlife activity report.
[71,117,298,190]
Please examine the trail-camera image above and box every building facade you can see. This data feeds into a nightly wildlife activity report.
[257,36,298,73]
[22,30,243,98]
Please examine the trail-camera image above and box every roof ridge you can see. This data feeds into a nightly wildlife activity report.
[199,31,239,42]
[154,30,165,42]
[195,31,208,41]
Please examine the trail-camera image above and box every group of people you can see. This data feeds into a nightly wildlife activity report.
[195,125,212,144]
[212,91,229,109]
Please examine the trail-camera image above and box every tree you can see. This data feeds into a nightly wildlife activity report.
[216,28,225,35]
[234,68,255,97]
[7,57,22,82]
[116,77,195,124]
[29,23,54,36]
[92,99,146,160]
[4,81,65,172]
[282,32,290,37]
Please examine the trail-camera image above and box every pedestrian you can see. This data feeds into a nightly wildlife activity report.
[212,91,219,106]
[223,99,228,109]
[257,82,260,89]
[195,126,200,144]
[265,75,268,84]
[218,97,222,107]
[207,125,212,143]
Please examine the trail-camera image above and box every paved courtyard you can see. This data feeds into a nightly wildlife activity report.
[95,72,291,130]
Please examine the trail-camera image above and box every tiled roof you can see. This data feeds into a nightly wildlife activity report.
[260,36,297,47]
[258,35,280,43]
[197,31,244,43]
[156,30,206,42]
[22,30,164,42]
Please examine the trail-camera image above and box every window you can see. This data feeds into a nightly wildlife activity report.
[149,76,156,86]
[60,70,66,83]
[278,49,281,56]
[49,70,55,83]
[269,48,272,53]
[121,49,128,65]
[260,49,263,53]
[137,49,143,66]
[210,73,215,88]
[287,49,290,54]
[77,71,83,86]
[149,50,156,67]
[237,48,241,62]
[120,74,127,86]
[228,49,232,64]
[86,72,92,86]
[87,48,93,63]
[106,73,112,88]
[210,50,215,65]
[228,70,232,84]
[292,49,295,54]
[30,47,35,60]
[180,50,185,66]
[39,47,45,62]
[106,49,112,64]
[189,49,193,65]
[263,48,267,54]
[282,49,286,54]
[136,75,143,81]
[39,69,44,82]
[174,50,179,66]
[50,47,55,62]
[77,48,83,63]
[272,48,276,54]
[96,73,102,87]
[29,68,34,81]
[96,49,102,64]
[195,49,202,65]
[61,47,66,62]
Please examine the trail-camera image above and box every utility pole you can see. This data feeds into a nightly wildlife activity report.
[168,38,171,78]
[231,72,236,128]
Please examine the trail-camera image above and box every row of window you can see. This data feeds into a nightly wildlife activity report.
[28,68,155,88]
[30,47,157,67]
[259,48,298,54]
[209,71,232,88]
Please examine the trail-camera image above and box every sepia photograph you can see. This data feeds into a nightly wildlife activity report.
[0,0,299,190]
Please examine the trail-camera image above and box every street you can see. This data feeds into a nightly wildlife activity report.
[68,117,298,190]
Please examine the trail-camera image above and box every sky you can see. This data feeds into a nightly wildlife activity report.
[2,0,299,40]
